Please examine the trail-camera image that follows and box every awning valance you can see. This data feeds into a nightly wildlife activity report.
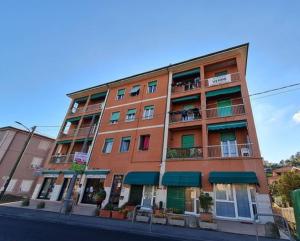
[172,94,200,104]
[75,138,93,143]
[57,140,72,145]
[111,112,120,121]
[209,171,259,184]
[85,169,110,175]
[74,97,88,103]
[66,117,81,122]
[208,121,247,131]
[124,172,160,185]
[173,68,200,79]
[206,86,241,98]
[148,81,157,87]
[162,172,202,187]
[91,92,107,100]
[127,109,137,115]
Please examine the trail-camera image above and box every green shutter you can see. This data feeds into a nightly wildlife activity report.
[208,121,247,131]
[148,81,157,87]
[221,132,236,142]
[74,97,88,103]
[105,138,114,143]
[131,85,140,93]
[111,112,120,121]
[181,135,195,148]
[118,89,125,95]
[167,187,185,213]
[206,86,241,98]
[66,117,81,122]
[122,136,131,141]
[57,140,72,145]
[215,70,228,77]
[172,94,200,104]
[217,99,232,117]
[173,68,200,79]
[144,105,154,110]
[90,92,106,100]
[127,109,136,115]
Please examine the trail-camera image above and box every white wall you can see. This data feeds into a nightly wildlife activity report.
[119,187,130,208]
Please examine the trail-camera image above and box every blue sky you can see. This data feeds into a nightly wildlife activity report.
[1,0,299,162]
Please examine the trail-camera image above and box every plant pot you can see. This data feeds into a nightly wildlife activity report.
[111,211,126,219]
[99,210,111,218]
[136,215,150,223]
[125,205,135,212]
[168,218,185,227]
[152,217,167,225]
[199,221,217,230]
[200,212,213,223]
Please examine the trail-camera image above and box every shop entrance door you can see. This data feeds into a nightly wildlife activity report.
[109,175,124,207]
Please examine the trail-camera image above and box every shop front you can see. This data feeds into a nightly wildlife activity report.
[37,177,57,200]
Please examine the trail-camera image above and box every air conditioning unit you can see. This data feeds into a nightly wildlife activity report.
[241,148,250,157]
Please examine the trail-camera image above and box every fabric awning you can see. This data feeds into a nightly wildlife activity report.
[75,138,93,143]
[148,81,157,87]
[130,85,140,93]
[206,86,241,98]
[111,112,120,121]
[66,117,81,122]
[209,172,259,184]
[85,169,110,175]
[173,68,200,79]
[91,92,106,100]
[42,170,60,175]
[208,121,247,131]
[162,172,202,187]
[118,89,125,95]
[74,97,88,103]
[124,172,160,185]
[57,140,72,145]
[172,94,200,104]
[127,109,137,115]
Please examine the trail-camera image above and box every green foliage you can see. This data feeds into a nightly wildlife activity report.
[199,192,213,213]
[70,163,86,173]
[264,151,300,170]
[95,189,107,201]
[104,203,114,210]
[271,172,300,207]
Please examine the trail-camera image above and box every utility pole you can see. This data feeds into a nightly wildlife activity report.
[0,124,36,200]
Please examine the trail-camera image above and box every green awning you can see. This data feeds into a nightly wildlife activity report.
[148,80,157,87]
[74,97,88,103]
[111,112,120,121]
[162,172,202,187]
[127,109,136,115]
[62,170,76,175]
[208,121,247,131]
[85,169,110,175]
[83,113,100,119]
[206,86,241,98]
[42,170,61,175]
[66,117,81,122]
[124,172,159,185]
[144,105,154,110]
[172,94,200,104]
[209,172,259,184]
[173,68,200,79]
[91,92,107,100]
[130,85,140,93]
[118,89,125,95]
[57,140,72,145]
[75,138,93,143]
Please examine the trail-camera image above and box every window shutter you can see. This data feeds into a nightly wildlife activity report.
[118,89,125,95]
[221,132,236,142]
[181,135,195,148]
[144,105,154,110]
[111,112,120,121]
[217,99,232,117]
[148,81,157,87]
[122,137,131,141]
[127,109,137,115]
[130,85,140,93]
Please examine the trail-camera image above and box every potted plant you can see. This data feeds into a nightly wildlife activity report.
[100,203,113,218]
[199,192,217,230]
[111,207,128,220]
[95,189,106,208]
[152,211,167,225]
[136,212,150,223]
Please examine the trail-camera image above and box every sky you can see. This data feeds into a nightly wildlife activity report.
[0,0,299,162]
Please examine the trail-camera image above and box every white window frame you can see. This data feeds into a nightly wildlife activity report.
[141,185,156,207]
[119,137,131,153]
[20,180,33,193]
[143,106,154,120]
[125,113,136,122]
[116,89,125,100]
[102,138,114,154]
[221,140,238,158]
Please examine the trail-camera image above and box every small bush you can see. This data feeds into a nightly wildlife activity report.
[36,201,45,209]
[21,198,30,206]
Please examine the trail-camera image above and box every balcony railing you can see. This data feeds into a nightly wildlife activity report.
[171,78,201,93]
[69,106,85,115]
[167,147,203,159]
[206,104,245,118]
[169,109,201,123]
[50,155,68,164]
[69,103,103,115]
[205,72,240,87]
[59,125,97,139]
[86,103,102,112]
[207,143,253,159]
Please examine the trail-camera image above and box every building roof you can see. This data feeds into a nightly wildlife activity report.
[0,126,55,141]
[273,166,300,174]
[67,43,249,97]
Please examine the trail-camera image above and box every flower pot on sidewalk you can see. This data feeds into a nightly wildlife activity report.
[199,212,213,222]
[111,210,127,220]
[152,217,167,225]
[99,210,111,218]
[199,221,217,230]
[168,217,185,227]
[136,215,150,223]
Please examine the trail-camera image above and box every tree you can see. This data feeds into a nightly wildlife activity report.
[271,171,300,207]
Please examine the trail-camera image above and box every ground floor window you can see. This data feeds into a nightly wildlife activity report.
[167,187,200,214]
[81,178,105,204]
[215,184,256,220]
[38,177,57,200]
[128,185,156,207]
[142,186,156,208]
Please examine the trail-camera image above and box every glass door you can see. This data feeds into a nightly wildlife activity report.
[142,186,155,208]
[185,188,198,214]
[57,178,71,201]
[235,185,252,219]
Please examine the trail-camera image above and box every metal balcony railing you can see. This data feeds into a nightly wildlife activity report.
[86,103,102,112]
[69,106,85,115]
[167,147,203,159]
[206,104,245,118]
[50,155,68,164]
[171,79,201,93]
[169,109,201,123]
[59,125,97,139]
[69,103,102,115]
[207,143,253,158]
[205,72,240,87]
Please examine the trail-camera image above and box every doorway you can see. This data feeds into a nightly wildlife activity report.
[109,175,124,207]
[81,178,104,204]
[57,178,71,201]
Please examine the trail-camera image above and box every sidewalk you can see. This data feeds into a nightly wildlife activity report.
[0,205,284,241]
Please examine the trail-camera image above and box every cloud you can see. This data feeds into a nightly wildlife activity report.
[292,111,300,124]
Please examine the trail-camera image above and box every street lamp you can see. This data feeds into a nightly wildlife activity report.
[0,122,37,200]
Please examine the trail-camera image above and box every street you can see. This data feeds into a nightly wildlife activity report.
[0,216,182,241]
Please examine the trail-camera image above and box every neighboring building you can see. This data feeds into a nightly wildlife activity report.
[268,166,300,185]
[0,126,54,197]
[33,43,272,222]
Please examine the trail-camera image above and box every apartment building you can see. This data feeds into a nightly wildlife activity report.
[0,126,54,197]
[32,43,272,221]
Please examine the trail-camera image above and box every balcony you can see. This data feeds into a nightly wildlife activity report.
[167,147,203,159]
[171,79,201,94]
[169,108,201,123]
[206,104,245,119]
[69,103,102,116]
[50,154,75,164]
[59,125,97,140]
[205,72,240,87]
[207,143,253,159]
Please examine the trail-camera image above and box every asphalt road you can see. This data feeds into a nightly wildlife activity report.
[0,216,179,241]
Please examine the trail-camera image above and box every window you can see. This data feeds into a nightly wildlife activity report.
[220,132,238,157]
[139,135,150,151]
[250,187,257,218]
[143,105,154,119]
[215,70,228,77]
[110,112,120,124]
[126,109,136,122]
[215,184,235,218]
[103,138,114,153]
[117,89,125,100]
[148,81,157,93]
[120,137,131,152]
[31,157,43,169]
[130,85,140,96]
[20,180,33,192]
